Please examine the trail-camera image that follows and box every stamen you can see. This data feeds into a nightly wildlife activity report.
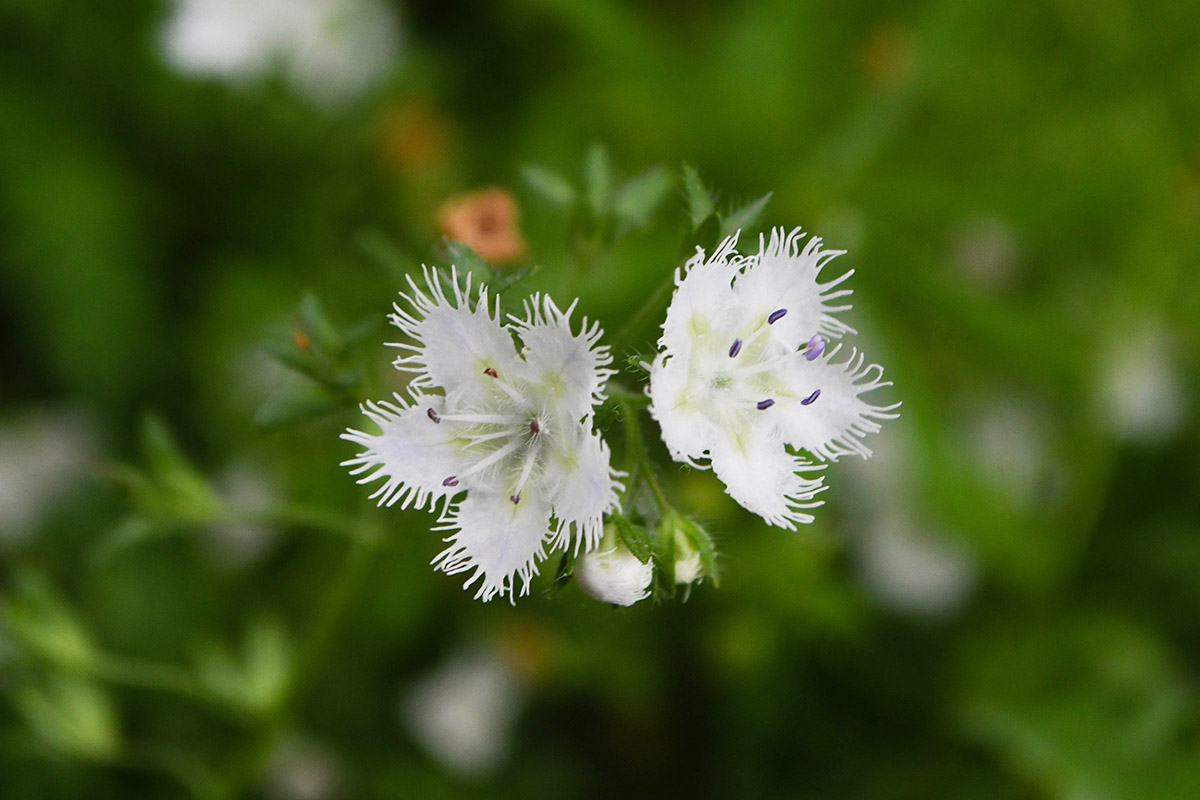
[530,418,540,435]
[801,389,821,406]
[767,308,788,325]
[728,339,743,358]
[510,494,521,505]
[756,399,775,410]
[805,334,826,361]
[426,408,441,423]
[443,476,459,487]
[483,367,498,378]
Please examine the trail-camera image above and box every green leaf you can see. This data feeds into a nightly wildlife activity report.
[613,166,673,228]
[297,292,342,356]
[613,515,653,564]
[14,676,121,762]
[1,572,96,671]
[693,212,722,254]
[254,382,341,428]
[443,239,492,278]
[521,164,577,209]
[89,516,178,565]
[720,192,773,238]
[682,165,715,229]
[584,143,614,215]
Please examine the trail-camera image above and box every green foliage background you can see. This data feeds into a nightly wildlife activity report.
[1,0,1198,797]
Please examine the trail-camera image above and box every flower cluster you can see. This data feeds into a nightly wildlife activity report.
[647,228,899,529]
[344,225,897,603]
[342,268,622,602]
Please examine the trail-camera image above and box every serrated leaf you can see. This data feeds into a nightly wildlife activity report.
[584,143,613,215]
[682,165,715,229]
[613,515,653,564]
[254,382,341,428]
[297,293,341,355]
[613,166,673,228]
[521,164,577,209]
[720,192,773,238]
[693,213,721,254]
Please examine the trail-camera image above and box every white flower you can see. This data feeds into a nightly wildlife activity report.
[400,646,526,778]
[159,0,401,107]
[342,267,622,602]
[647,227,899,529]
[671,528,704,585]
[574,526,652,606]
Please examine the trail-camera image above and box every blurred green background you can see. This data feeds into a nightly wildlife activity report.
[1,0,1198,797]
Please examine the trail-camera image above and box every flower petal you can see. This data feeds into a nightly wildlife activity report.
[646,352,724,467]
[509,294,614,421]
[774,344,901,461]
[708,426,826,530]
[541,428,622,553]
[389,266,521,402]
[733,227,857,348]
[432,490,553,603]
[658,234,747,357]
[341,392,470,510]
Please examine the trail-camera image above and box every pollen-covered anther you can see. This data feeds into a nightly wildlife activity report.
[510,494,520,505]
[756,398,775,410]
[805,334,826,361]
[767,308,788,325]
[729,339,743,358]
[443,476,459,487]
[483,367,499,378]
[427,408,441,423]
[801,389,821,406]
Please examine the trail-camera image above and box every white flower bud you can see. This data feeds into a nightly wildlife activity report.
[673,528,704,585]
[575,530,652,606]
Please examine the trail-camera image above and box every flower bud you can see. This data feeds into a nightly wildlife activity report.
[575,525,652,606]
[672,527,704,585]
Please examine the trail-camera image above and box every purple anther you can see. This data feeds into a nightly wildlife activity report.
[483,367,499,378]
[728,338,743,358]
[767,308,788,325]
[443,476,459,487]
[801,389,821,406]
[427,408,441,423]
[756,398,775,410]
[804,334,826,361]
[530,418,541,435]
[510,494,521,505]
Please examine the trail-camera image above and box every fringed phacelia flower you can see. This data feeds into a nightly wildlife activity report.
[573,524,652,607]
[647,227,899,529]
[342,267,622,602]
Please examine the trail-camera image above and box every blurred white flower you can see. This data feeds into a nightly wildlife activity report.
[857,516,977,618]
[1100,327,1187,444]
[343,268,622,602]
[950,216,1020,289]
[263,735,343,800]
[574,527,652,606]
[204,462,280,569]
[0,409,98,549]
[963,398,1058,510]
[160,0,402,106]
[647,227,899,529]
[401,647,526,779]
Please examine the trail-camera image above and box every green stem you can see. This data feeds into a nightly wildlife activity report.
[617,398,669,512]
[89,653,223,711]
[612,270,674,355]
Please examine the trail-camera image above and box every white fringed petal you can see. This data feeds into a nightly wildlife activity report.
[340,392,468,511]
[775,345,901,461]
[646,352,725,467]
[389,266,521,405]
[433,491,553,603]
[734,227,857,347]
[658,234,745,357]
[509,294,615,422]
[541,429,622,554]
[708,427,826,530]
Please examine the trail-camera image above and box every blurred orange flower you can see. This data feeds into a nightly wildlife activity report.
[436,188,527,264]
